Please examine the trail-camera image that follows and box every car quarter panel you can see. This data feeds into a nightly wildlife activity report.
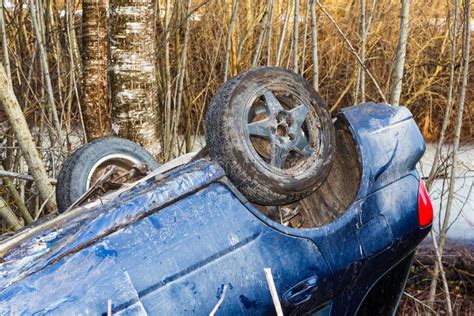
[339,103,425,199]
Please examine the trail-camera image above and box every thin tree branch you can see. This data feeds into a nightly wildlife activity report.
[316,0,387,103]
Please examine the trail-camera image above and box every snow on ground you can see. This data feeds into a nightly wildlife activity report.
[419,144,474,245]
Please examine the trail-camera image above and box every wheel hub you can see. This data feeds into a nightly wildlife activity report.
[247,90,317,169]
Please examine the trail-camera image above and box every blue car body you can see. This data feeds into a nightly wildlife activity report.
[0,104,430,315]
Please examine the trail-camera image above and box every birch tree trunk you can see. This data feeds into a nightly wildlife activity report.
[82,0,110,140]
[0,64,57,211]
[389,0,410,106]
[310,0,319,89]
[109,0,159,156]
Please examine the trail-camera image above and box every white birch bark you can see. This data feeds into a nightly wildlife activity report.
[109,0,160,156]
[389,0,410,106]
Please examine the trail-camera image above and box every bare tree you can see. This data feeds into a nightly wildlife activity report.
[426,0,459,191]
[292,0,300,72]
[356,0,367,103]
[224,0,241,81]
[427,0,470,311]
[0,197,22,231]
[0,0,10,79]
[252,0,270,67]
[266,0,274,66]
[276,1,291,66]
[109,0,160,156]
[316,0,387,102]
[28,0,64,148]
[82,0,110,140]
[0,64,57,211]
[310,0,319,89]
[300,0,310,74]
[170,0,193,155]
[0,165,32,224]
[389,0,410,106]
[161,0,173,160]
[65,0,86,141]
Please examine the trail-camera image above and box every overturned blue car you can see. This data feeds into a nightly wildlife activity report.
[0,68,432,315]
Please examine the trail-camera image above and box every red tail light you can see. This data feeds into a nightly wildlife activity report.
[418,180,433,228]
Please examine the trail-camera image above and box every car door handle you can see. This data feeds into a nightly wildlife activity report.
[282,276,318,306]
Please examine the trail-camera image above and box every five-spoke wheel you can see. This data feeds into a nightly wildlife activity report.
[206,67,335,205]
[246,90,319,171]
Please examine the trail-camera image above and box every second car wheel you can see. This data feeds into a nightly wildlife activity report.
[56,137,160,213]
[205,67,335,205]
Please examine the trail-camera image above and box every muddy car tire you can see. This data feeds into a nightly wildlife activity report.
[205,67,335,205]
[56,137,159,213]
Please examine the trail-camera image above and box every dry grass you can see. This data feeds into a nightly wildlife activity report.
[149,0,474,157]
[399,245,474,315]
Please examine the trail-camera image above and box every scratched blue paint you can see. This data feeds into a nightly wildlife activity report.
[94,245,118,258]
[147,216,162,230]
[0,104,431,315]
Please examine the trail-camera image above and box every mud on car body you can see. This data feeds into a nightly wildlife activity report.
[0,68,432,315]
